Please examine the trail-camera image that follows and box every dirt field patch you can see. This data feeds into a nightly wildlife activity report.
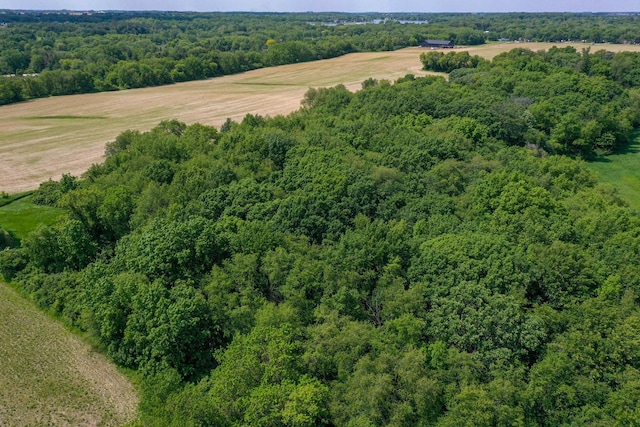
[2,42,640,194]
[0,282,139,426]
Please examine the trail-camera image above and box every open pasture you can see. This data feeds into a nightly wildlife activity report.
[0,195,63,239]
[2,42,640,194]
[588,134,640,210]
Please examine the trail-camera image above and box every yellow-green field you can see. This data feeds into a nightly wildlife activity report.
[0,282,139,426]
[2,42,640,194]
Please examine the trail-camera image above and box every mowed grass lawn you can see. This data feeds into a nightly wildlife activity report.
[0,195,64,240]
[3,42,640,194]
[0,282,139,426]
[588,135,640,210]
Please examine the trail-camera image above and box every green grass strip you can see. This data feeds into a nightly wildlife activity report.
[588,133,640,210]
[0,196,64,240]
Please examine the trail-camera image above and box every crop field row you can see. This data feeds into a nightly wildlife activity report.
[0,282,138,426]
[1,43,640,194]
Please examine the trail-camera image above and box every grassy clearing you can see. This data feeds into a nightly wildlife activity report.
[588,135,640,210]
[0,281,139,426]
[2,43,640,194]
[0,196,64,240]
[0,191,33,208]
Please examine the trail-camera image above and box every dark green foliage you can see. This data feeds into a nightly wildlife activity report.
[266,41,317,66]
[265,130,297,170]
[420,50,488,73]
[7,39,640,427]
[105,130,140,158]
[97,185,134,240]
[0,76,23,104]
[419,47,636,157]
[143,159,175,184]
[123,282,219,379]
[21,219,97,273]
[0,227,17,250]
[0,247,28,280]
[116,216,223,283]
[32,173,78,206]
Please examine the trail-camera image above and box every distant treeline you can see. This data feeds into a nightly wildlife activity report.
[2,11,640,105]
[0,11,482,105]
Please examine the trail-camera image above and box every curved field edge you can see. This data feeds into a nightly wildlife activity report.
[0,281,139,427]
[3,42,640,194]
[588,133,640,211]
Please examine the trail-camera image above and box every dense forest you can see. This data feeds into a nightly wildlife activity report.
[2,11,640,105]
[2,40,640,425]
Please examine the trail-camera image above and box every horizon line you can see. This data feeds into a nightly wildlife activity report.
[2,9,639,14]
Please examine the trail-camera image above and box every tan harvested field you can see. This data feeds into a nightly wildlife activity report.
[0,282,138,426]
[2,42,640,193]
[462,41,640,59]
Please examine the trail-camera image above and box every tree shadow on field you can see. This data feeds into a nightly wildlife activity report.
[591,157,612,163]
[591,131,640,163]
[618,140,640,155]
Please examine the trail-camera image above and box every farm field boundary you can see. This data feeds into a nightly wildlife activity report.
[2,42,640,193]
[0,281,138,426]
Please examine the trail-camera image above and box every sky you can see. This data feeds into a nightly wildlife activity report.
[2,0,640,13]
